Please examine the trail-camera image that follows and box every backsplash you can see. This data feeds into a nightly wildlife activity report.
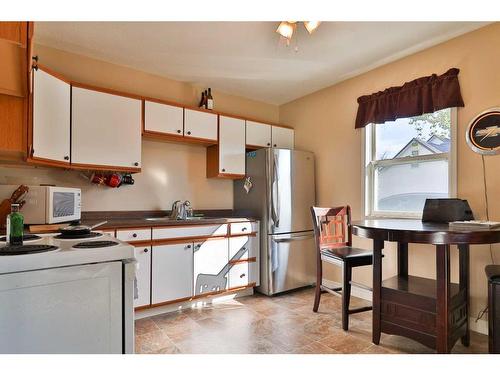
[0,140,233,211]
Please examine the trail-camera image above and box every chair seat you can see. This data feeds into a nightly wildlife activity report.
[320,246,373,261]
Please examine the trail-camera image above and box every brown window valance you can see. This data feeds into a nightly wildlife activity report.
[355,68,464,129]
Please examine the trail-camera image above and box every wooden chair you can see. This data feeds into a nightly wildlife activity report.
[310,205,374,331]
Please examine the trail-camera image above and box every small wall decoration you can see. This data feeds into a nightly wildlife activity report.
[466,108,500,155]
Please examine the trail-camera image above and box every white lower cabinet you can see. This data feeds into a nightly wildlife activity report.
[151,243,193,304]
[134,246,151,308]
[228,261,259,289]
[193,238,229,296]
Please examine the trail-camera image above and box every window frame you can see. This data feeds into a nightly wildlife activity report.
[361,108,457,219]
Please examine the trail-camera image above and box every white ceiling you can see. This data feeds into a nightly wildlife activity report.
[35,22,488,105]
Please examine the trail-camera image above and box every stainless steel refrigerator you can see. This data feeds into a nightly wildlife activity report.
[234,148,316,295]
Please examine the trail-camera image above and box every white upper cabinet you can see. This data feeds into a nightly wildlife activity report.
[246,121,271,148]
[71,87,142,169]
[184,109,218,142]
[144,100,183,136]
[134,246,151,308]
[32,69,70,163]
[271,126,294,149]
[151,243,193,305]
[218,116,245,175]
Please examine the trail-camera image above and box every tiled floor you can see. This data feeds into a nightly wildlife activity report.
[134,287,488,354]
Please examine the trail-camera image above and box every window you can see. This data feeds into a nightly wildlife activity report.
[363,108,457,218]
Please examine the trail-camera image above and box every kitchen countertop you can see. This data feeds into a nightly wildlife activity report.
[84,216,258,230]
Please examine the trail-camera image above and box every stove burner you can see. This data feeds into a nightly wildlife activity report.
[0,244,59,256]
[0,234,42,242]
[73,240,119,249]
[54,232,103,240]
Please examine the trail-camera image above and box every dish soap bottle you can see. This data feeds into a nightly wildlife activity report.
[6,204,23,246]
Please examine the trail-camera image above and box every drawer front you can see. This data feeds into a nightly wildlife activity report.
[229,235,258,261]
[153,224,228,240]
[116,228,151,242]
[230,221,254,235]
[228,260,259,289]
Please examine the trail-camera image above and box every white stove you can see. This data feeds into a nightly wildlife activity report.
[0,233,135,354]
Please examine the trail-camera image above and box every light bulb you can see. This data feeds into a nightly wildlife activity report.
[304,21,321,34]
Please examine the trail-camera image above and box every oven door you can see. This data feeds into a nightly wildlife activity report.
[47,187,81,224]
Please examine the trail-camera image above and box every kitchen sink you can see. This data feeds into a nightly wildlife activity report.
[145,217,211,221]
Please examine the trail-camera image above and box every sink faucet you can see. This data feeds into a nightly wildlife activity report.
[170,200,193,220]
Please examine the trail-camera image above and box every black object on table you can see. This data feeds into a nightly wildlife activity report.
[352,219,500,353]
[485,265,500,354]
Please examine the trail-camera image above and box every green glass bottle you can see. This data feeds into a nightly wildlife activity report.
[7,204,24,246]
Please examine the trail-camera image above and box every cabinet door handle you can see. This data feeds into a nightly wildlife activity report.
[222,168,226,172]
[187,131,192,135]
[177,129,182,134]
[273,144,277,147]
[144,248,149,253]
[132,233,137,238]
[267,143,271,146]
[134,162,139,166]
[241,227,247,232]
[186,244,192,249]
[240,273,246,278]
[64,156,69,160]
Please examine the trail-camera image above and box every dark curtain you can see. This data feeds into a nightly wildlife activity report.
[355,68,464,129]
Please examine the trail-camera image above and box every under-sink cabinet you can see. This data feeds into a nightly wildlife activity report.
[193,238,229,296]
[115,221,259,311]
[151,243,194,305]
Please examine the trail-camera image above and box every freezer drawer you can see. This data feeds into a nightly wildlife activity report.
[259,231,316,295]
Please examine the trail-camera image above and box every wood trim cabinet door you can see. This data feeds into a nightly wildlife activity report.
[144,100,183,136]
[134,246,151,308]
[193,238,229,296]
[246,121,271,148]
[184,109,217,142]
[151,243,193,304]
[218,116,246,175]
[71,87,142,169]
[271,126,294,149]
[32,69,70,164]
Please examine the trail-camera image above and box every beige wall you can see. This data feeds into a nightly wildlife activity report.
[279,23,500,327]
[0,44,279,211]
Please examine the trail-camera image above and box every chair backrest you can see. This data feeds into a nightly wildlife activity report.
[310,206,352,251]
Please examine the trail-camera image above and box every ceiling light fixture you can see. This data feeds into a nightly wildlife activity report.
[276,21,321,46]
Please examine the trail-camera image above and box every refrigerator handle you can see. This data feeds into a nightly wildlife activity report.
[273,233,314,243]
[271,153,280,227]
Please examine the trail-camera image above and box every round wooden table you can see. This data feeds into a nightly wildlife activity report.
[352,219,500,353]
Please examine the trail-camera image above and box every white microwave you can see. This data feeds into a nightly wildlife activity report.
[0,185,81,224]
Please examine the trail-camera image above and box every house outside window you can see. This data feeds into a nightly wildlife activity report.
[363,108,457,218]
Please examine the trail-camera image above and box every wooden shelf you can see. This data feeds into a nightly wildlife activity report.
[382,275,460,300]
